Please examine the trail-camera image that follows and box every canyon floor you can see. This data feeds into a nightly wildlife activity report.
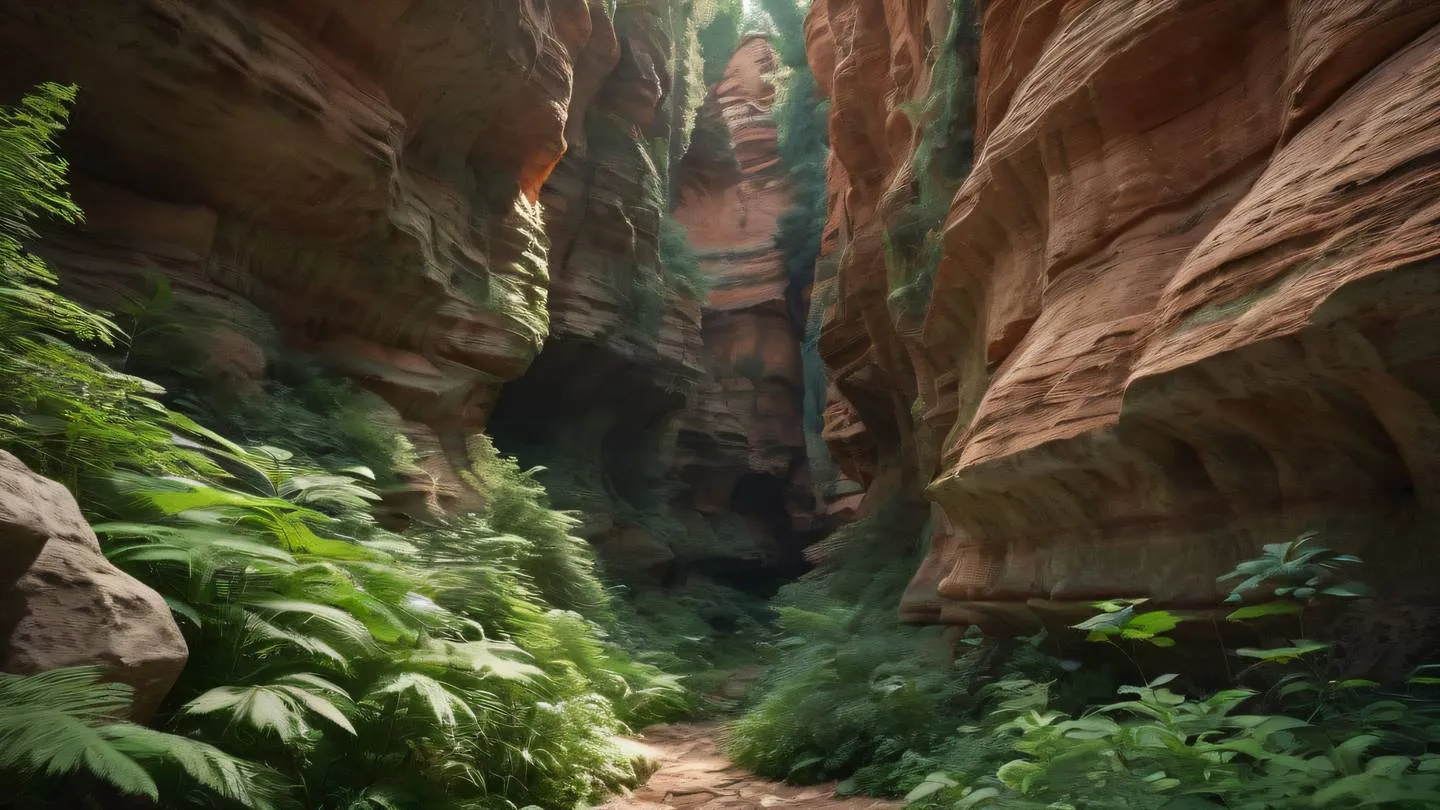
[598,723,901,810]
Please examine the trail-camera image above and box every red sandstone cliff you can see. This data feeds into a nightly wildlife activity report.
[808,0,1440,630]
[0,0,714,517]
[491,33,822,585]
[673,36,818,538]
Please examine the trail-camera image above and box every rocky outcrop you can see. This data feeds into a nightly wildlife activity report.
[490,32,823,588]
[673,36,819,540]
[0,451,186,719]
[0,0,809,586]
[485,2,709,585]
[0,1,594,506]
[809,0,1440,628]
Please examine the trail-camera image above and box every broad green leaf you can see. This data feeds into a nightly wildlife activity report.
[904,775,957,802]
[996,759,1042,792]
[1225,601,1304,621]
[1320,581,1372,598]
[958,786,1000,807]
[1235,640,1328,663]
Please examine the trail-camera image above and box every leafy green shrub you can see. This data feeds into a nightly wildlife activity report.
[885,0,974,321]
[697,0,744,86]
[97,442,676,809]
[905,536,1440,810]
[0,666,275,809]
[728,502,1074,795]
[660,215,710,300]
[609,573,776,706]
[0,82,686,810]
[0,83,218,492]
[174,356,409,485]
[463,434,610,615]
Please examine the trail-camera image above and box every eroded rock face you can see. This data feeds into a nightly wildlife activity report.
[809,0,1440,628]
[0,451,187,720]
[490,32,823,587]
[0,1,591,500]
[674,36,817,536]
[486,2,710,585]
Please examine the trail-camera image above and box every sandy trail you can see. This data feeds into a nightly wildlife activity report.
[597,723,902,810]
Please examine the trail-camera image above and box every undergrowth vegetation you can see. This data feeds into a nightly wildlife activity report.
[883,0,975,322]
[728,500,1103,795]
[0,82,692,810]
[730,498,1440,808]
[486,422,779,713]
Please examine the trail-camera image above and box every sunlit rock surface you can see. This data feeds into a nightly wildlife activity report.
[808,0,1440,628]
[0,1,592,507]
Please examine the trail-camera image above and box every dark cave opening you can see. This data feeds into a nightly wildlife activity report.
[707,471,814,595]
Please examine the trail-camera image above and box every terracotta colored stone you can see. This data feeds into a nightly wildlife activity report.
[672,37,819,536]
[808,0,1440,628]
[0,0,591,484]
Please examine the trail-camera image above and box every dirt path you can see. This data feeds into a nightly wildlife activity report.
[598,723,902,810]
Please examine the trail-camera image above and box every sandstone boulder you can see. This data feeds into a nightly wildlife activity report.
[0,451,187,720]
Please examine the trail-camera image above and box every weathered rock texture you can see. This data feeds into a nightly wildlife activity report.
[0,0,815,588]
[809,0,1440,629]
[0,1,594,509]
[492,32,821,587]
[673,36,819,541]
[0,451,187,719]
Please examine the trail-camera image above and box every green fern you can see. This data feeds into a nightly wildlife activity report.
[0,78,686,810]
[182,676,358,743]
[0,667,275,807]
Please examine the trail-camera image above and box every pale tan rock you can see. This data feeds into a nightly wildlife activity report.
[0,451,187,720]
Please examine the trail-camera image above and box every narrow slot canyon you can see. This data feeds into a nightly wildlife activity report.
[0,1,1439,808]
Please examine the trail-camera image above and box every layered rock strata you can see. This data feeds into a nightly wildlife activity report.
[673,36,819,542]
[492,33,823,587]
[808,0,1440,629]
[0,0,598,509]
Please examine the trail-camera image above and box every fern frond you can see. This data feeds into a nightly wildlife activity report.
[100,723,279,809]
[366,672,478,728]
[182,678,356,743]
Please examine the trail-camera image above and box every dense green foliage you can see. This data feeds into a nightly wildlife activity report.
[1,666,274,808]
[487,420,780,712]
[897,537,1440,809]
[0,85,219,492]
[728,502,1100,795]
[884,0,975,321]
[731,499,1440,808]
[697,0,744,86]
[0,83,688,810]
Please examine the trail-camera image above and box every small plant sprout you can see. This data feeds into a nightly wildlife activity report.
[1072,598,1188,682]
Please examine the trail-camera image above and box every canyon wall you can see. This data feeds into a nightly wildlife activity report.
[809,0,1440,637]
[0,0,605,511]
[0,1,765,528]
[673,36,822,556]
[0,0,812,707]
[491,33,821,588]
